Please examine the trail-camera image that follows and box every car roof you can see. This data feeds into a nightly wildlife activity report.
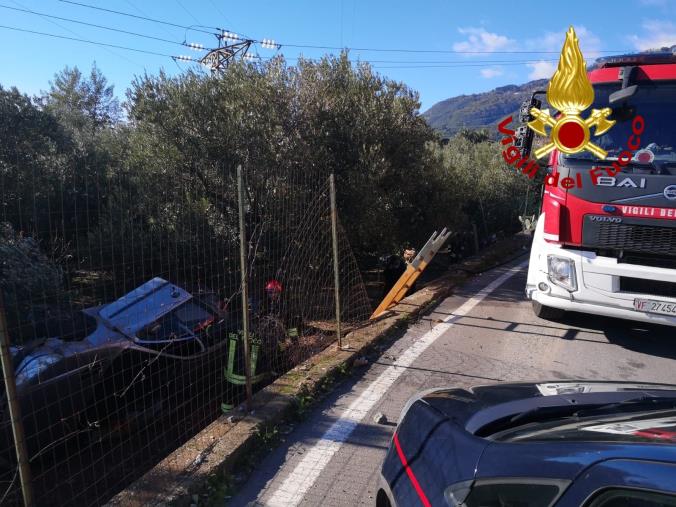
[420,382,676,481]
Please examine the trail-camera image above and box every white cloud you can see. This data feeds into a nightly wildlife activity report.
[527,26,602,59]
[629,20,676,50]
[448,25,605,83]
[452,27,515,53]
[519,26,602,80]
[526,60,557,80]
[480,67,503,78]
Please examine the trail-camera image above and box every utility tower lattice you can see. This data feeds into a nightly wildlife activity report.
[174,29,279,72]
[200,30,272,73]
[200,32,255,72]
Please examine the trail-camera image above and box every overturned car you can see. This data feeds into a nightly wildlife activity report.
[0,277,248,466]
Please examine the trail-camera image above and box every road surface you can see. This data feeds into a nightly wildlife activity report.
[225,256,676,506]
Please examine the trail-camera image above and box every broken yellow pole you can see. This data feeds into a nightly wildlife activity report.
[370,229,450,320]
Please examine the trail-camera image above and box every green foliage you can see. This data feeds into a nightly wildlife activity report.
[0,56,541,344]
[42,63,121,131]
[431,133,540,242]
[0,222,64,342]
[123,55,449,254]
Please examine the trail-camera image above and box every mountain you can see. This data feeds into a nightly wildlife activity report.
[423,79,548,137]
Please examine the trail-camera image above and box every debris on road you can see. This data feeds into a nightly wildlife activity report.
[354,356,369,367]
[373,412,387,425]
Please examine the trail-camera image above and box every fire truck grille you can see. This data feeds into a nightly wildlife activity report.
[620,277,676,299]
[583,219,676,256]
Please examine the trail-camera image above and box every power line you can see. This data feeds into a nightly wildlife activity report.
[0,5,562,66]
[0,24,174,57]
[0,3,187,47]
[281,43,627,54]
[9,0,143,67]
[363,60,559,67]
[179,53,562,70]
[207,0,232,25]
[123,0,178,40]
[0,14,610,72]
[262,56,560,65]
[0,22,578,71]
[174,0,202,26]
[371,63,553,69]
[57,0,630,56]
[369,59,558,65]
[58,0,219,35]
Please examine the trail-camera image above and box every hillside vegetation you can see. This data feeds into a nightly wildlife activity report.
[423,79,548,137]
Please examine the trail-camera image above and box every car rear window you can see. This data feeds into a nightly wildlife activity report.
[174,302,213,329]
[136,302,213,341]
[491,411,676,444]
[587,488,676,507]
[463,481,563,507]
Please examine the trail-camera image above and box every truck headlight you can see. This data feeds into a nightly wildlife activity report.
[547,255,577,292]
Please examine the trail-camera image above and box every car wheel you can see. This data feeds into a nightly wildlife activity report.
[532,300,565,320]
[376,489,392,507]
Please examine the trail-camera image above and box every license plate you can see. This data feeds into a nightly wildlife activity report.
[634,298,676,316]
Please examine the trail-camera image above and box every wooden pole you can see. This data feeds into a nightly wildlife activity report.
[237,165,253,411]
[370,229,450,320]
[329,174,342,349]
[0,292,33,506]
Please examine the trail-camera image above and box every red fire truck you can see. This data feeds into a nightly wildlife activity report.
[520,49,676,327]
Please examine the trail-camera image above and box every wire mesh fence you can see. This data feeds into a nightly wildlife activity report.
[0,158,371,506]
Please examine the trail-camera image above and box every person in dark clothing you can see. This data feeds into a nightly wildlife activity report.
[381,254,406,297]
[403,248,418,294]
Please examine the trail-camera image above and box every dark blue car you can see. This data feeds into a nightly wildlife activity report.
[378,381,676,507]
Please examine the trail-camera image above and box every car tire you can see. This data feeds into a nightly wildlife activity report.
[532,300,565,320]
[376,489,392,507]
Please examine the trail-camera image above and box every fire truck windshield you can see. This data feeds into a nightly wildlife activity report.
[561,83,676,170]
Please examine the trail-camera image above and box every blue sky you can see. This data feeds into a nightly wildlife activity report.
[1,0,675,111]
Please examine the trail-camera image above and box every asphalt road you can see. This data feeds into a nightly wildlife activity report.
[226,255,676,507]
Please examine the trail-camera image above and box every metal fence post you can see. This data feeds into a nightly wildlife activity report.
[472,222,480,255]
[0,292,34,507]
[237,165,253,411]
[329,174,342,349]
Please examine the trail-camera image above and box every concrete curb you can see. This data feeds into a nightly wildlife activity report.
[106,234,531,507]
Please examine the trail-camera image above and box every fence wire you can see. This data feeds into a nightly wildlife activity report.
[0,154,371,505]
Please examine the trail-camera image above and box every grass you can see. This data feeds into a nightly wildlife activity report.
[202,357,354,506]
[202,424,283,506]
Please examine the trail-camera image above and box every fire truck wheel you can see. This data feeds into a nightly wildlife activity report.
[532,300,565,320]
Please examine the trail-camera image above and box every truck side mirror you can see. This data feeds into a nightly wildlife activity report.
[514,94,543,158]
[609,84,638,105]
[514,125,534,158]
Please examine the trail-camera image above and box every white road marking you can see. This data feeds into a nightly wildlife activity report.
[265,260,528,506]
